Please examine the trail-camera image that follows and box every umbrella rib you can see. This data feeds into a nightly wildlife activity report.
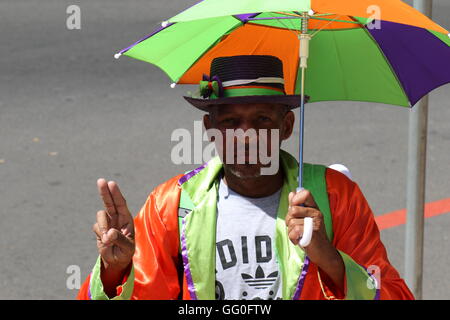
[256,12,301,36]
[310,16,361,24]
[249,16,301,21]
[312,13,335,17]
[309,15,344,38]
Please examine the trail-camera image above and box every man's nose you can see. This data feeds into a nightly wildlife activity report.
[234,128,258,145]
[236,121,252,132]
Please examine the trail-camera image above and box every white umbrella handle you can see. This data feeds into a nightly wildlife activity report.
[300,217,313,248]
[296,187,313,248]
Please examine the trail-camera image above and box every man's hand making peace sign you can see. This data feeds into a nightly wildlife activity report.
[92,179,136,297]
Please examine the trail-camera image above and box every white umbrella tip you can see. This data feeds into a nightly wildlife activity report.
[170,83,177,88]
[448,33,450,38]
[162,21,170,28]
[114,53,122,59]
[308,10,315,16]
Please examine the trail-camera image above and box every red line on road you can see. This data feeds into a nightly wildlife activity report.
[375,197,450,230]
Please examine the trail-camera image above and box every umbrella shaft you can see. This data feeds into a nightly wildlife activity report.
[301,12,309,34]
[298,68,306,191]
[298,13,309,191]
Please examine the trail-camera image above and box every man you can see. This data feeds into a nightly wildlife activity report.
[77,55,414,300]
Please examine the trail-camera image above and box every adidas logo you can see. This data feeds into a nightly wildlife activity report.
[241,266,278,290]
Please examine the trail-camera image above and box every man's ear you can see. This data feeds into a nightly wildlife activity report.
[203,114,212,131]
[281,110,295,141]
[203,114,215,142]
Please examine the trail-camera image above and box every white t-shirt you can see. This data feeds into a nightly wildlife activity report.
[215,179,282,300]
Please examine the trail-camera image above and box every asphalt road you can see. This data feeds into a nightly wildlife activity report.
[0,0,449,299]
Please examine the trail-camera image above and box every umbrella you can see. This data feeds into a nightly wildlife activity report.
[114,1,450,247]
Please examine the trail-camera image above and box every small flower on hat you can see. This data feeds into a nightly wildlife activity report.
[199,74,224,98]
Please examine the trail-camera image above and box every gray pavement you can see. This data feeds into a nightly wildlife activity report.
[0,0,449,299]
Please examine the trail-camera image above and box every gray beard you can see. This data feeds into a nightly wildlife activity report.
[227,166,262,180]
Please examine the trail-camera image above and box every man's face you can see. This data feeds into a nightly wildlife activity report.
[204,103,294,179]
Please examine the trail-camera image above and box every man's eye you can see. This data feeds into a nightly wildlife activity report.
[258,116,271,122]
[221,118,236,126]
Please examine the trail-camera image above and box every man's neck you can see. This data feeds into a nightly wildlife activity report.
[222,168,284,198]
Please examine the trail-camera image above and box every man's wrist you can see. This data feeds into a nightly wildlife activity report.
[306,239,345,292]
[315,247,346,293]
[101,258,131,275]
[100,259,132,298]
[305,234,337,266]
[316,246,342,270]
